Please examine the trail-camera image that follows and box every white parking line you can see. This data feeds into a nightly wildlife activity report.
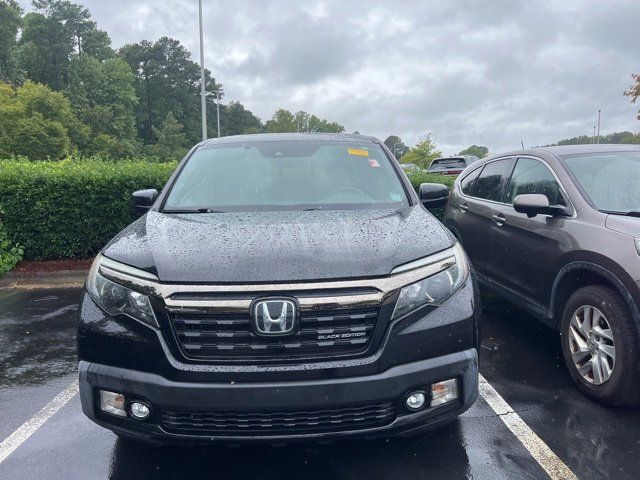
[0,380,78,464]
[479,374,578,480]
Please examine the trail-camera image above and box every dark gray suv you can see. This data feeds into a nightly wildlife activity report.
[437,145,640,406]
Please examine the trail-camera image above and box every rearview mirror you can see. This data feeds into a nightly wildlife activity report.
[131,189,158,214]
[513,194,568,218]
[419,183,449,209]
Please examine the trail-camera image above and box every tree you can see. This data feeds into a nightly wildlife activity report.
[307,114,344,133]
[223,101,262,136]
[0,81,84,159]
[32,0,112,58]
[0,0,22,83]
[552,131,640,146]
[625,73,640,120]
[399,134,442,169]
[458,145,488,158]
[118,37,221,145]
[384,135,409,158]
[265,109,344,133]
[17,11,73,90]
[265,109,296,133]
[148,111,188,160]
[16,1,113,91]
[66,54,138,156]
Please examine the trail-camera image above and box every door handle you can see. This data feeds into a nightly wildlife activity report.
[491,214,506,226]
[460,204,469,212]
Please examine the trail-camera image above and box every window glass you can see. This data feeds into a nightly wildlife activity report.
[430,158,466,170]
[164,141,409,211]
[471,159,512,201]
[460,167,481,195]
[505,158,566,206]
[562,152,640,212]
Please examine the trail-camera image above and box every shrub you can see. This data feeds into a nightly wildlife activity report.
[0,208,23,275]
[0,159,176,260]
[0,82,86,160]
[0,160,455,262]
[405,171,456,190]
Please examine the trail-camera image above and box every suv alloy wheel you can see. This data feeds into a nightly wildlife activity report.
[561,286,640,406]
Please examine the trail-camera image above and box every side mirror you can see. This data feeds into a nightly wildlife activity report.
[513,194,568,218]
[131,189,158,214]
[419,183,449,209]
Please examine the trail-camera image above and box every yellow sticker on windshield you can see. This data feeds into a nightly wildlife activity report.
[348,148,369,156]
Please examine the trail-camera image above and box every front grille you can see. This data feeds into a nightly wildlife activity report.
[161,401,395,436]
[169,307,379,361]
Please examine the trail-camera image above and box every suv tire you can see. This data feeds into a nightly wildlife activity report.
[560,285,640,406]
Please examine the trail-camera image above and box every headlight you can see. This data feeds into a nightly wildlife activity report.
[635,238,640,256]
[86,253,158,327]
[391,243,469,319]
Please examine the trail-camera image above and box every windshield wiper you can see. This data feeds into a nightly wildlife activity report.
[601,210,640,217]
[162,208,225,213]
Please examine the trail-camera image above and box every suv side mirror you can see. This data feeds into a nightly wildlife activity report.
[419,183,449,209]
[513,194,568,218]
[131,189,158,214]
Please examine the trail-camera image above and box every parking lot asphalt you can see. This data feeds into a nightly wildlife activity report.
[0,286,639,480]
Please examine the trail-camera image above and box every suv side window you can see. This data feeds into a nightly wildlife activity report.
[460,167,481,195]
[471,159,512,202]
[505,157,566,206]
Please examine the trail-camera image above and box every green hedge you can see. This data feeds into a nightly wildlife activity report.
[0,160,454,262]
[0,208,23,274]
[405,171,456,190]
[0,159,176,260]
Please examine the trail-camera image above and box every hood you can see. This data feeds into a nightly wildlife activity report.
[605,214,640,238]
[103,207,454,283]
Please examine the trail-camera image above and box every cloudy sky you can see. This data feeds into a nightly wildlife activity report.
[20,0,640,154]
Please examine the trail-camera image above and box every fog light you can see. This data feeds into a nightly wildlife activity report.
[405,390,427,411]
[431,378,458,407]
[130,401,151,420]
[100,390,127,417]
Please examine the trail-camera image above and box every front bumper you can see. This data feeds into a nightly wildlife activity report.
[79,348,478,444]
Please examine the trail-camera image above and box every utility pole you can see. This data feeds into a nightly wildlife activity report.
[198,0,207,141]
[216,89,221,138]
[596,109,601,144]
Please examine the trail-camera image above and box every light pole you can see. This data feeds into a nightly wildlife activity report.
[216,89,221,138]
[596,109,601,144]
[198,0,207,141]
[592,124,596,144]
[206,90,223,137]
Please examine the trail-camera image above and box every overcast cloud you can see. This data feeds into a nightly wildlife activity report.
[19,0,640,153]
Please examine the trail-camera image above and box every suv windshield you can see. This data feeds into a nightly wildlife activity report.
[562,151,640,213]
[163,140,409,212]
[430,158,467,170]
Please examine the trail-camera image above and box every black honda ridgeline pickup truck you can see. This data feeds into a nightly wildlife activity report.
[78,133,480,444]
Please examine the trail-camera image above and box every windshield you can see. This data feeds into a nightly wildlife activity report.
[430,158,466,170]
[562,151,640,213]
[163,140,409,211]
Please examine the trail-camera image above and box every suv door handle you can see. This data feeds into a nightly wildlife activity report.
[491,214,506,226]
[460,203,469,212]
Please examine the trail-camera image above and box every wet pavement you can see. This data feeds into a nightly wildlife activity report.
[0,287,638,479]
